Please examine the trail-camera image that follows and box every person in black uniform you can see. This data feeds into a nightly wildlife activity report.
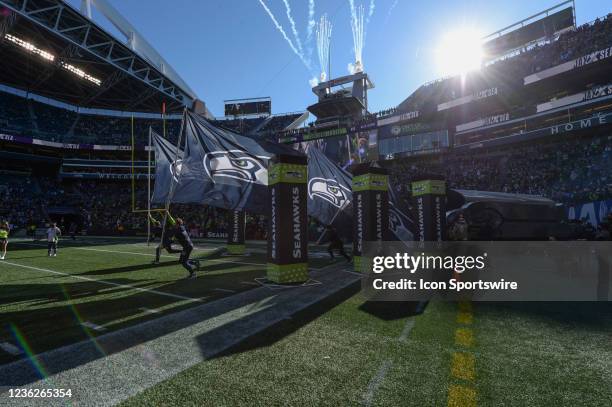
[326,225,351,262]
[152,211,183,263]
[69,222,77,240]
[148,213,163,244]
[173,217,200,278]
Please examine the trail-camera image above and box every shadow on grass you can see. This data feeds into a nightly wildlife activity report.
[209,279,361,360]
[0,267,264,385]
[358,301,428,320]
[79,261,178,276]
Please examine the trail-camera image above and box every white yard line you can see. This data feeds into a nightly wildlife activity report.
[362,359,393,407]
[398,319,415,343]
[139,307,160,315]
[81,321,107,332]
[13,242,265,267]
[0,342,23,356]
[0,260,203,303]
[76,247,179,258]
[75,246,265,267]
[213,288,236,293]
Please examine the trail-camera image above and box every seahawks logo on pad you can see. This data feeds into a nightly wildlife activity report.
[203,150,269,185]
[308,178,351,208]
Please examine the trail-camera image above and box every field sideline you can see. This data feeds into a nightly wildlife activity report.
[0,237,338,366]
[0,237,610,406]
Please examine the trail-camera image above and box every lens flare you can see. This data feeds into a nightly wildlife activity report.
[9,323,49,379]
[435,28,484,76]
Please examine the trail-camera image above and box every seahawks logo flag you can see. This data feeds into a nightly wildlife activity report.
[163,111,302,214]
[306,145,415,242]
[306,145,353,235]
[151,128,207,205]
[388,184,415,242]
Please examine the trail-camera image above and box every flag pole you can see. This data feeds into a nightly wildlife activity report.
[131,114,135,212]
[147,127,152,246]
[315,200,350,245]
[158,108,186,250]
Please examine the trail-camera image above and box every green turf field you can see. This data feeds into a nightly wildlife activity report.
[1,237,611,406]
[0,237,341,365]
[120,299,612,407]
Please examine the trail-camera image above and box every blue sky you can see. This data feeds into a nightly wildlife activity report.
[67,0,611,117]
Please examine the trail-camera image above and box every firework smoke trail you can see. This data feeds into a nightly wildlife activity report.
[364,0,375,40]
[384,0,398,25]
[282,0,304,56]
[307,0,316,42]
[348,0,376,71]
[257,0,310,69]
[316,14,332,81]
[348,1,365,65]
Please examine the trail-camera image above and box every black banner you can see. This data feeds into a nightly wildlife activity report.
[227,210,246,254]
[411,179,447,242]
[352,165,390,272]
[267,155,309,283]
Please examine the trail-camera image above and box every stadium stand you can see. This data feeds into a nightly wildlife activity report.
[386,133,612,205]
[0,90,181,145]
[1,9,611,240]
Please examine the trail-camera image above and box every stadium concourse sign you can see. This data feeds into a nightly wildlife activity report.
[0,133,137,151]
[456,110,612,148]
[351,164,390,273]
[227,210,246,255]
[278,127,348,144]
[267,154,309,283]
[524,45,612,85]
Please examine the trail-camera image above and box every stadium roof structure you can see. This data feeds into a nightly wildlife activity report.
[0,0,198,113]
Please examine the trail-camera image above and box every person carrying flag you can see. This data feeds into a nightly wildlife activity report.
[152,211,200,277]
[325,225,351,263]
[173,217,200,279]
[148,213,163,244]
[152,210,181,263]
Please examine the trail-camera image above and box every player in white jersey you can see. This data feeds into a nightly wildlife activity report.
[46,223,61,257]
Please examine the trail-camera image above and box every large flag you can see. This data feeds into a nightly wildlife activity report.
[151,128,209,205]
[306,145,415,243]
[388,184,415,242]
[158,111,302,214]
[306,145,353,238]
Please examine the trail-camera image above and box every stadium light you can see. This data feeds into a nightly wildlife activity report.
[4,34,55,61]
[434,28,484,77]
[3,33,101,86]
[60,62,102,86]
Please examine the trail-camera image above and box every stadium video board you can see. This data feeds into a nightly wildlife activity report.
[224,98,271,117]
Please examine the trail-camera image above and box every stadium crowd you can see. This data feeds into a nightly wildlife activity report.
[399,13,612,112]
[387,134,611,205]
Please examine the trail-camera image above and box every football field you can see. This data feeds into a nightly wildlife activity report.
[0,237,610,406]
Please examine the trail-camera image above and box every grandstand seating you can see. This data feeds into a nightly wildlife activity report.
[398,13,612,113]
[1,12,611,238]
[386,133,611,205]
[258,112,302,133]
[0,90,181,145]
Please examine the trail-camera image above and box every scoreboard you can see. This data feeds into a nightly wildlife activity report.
[224,97,271,117]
